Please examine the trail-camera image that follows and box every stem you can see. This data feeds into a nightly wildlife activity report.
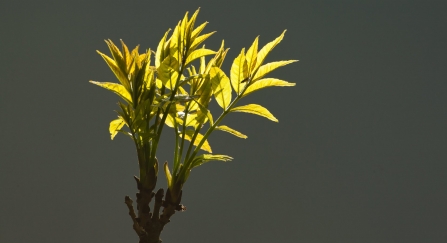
[150,49,188,164]
[176,101,192,174]
[184,79,252,166]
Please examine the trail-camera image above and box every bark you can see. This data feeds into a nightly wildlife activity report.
[125,178,185,243]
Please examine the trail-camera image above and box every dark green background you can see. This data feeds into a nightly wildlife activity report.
[1,1,446,242]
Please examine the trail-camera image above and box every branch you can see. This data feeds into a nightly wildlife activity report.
[124,196,147,237]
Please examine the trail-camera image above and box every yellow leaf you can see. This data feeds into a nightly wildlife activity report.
[230,48,248,94]
[96,51,130,91]
[157,56,179,90]
[109,117,125,140]
[170,21,181,58]
[191,154,233,169]
[246,36,259,73]
[105,39,126,73]
[89,81,132,104]
[213,40,229,68]
[242,78,295,97]
[216,125,247,139]
[187,8,200,36]
[182,130,212,153]
[252,60,298,81]
[254,30,287,71]
[162,113,176,128]
[155,29,171,68]
[120,39,131,69]
[190,31,216,51]
[230,104,278,122]
[191,22,208,40]
[185,49,216,66]
[210,67,232,109]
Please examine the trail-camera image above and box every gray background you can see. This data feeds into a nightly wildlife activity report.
[1,1,446,242]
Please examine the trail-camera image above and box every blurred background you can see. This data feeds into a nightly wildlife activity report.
[1,1,446,242]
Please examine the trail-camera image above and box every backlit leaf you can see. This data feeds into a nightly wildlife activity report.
[216,125,247,139]
[190,32,216,51]
[105,40,126,73]
[254,30,286,71]
[252,60,298,81]
[97,51,130,90]
[210,67,232,109]
[109,117,125,140]
[230,48,248,94]
[185,49,216,66]
[182,130,212,153]
[246,36,259,73]
[157,56,179,90]
[242,78,295,97]
[89,81,132,104]
[155,29,171,68]
[230,104,278,122]
[191,154,233,169]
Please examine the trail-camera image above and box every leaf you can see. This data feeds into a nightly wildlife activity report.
[185,49,216,66]
[191,154,233,169]
[252,60,298,81]
[190,31,216,51]
[182,130,212,153]
[97,51,130,91]
[242,78,295,97]
[120,39,132,69]
[169,21,181,58]
[157,56,179,90]
[109,117,125,140]
[230,48,248,94]
[89,81,132,104]
[245,36,259,73]
[230,104,278,122]
[191,22,208,40]
[163,113,176,128]
[254,30,287,71]
[192,99,214,126]
[213,40,229,68]
[105,39,126,73]
[216,125,247,139]
[210,67,232,109]
[155,29,171,68]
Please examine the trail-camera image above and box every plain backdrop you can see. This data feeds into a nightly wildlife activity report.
[1,1,446,243]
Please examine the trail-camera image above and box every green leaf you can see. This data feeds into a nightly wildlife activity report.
[230,104,278,122]
[230,48,248,94]
[216,125,247,139]
[185,49,216,66]
[181,130,212,153]
[191,154,233,169]
[252,60,298,81]
[210,67,232,109]
[89,81,132,104]
[242,78,295,97]
[109,117,125,140]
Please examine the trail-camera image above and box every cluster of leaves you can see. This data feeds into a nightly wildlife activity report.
[90,8,297,202]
